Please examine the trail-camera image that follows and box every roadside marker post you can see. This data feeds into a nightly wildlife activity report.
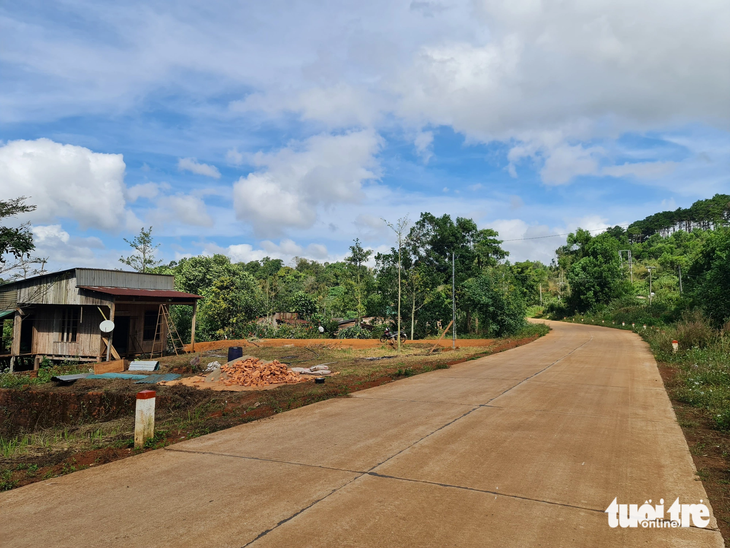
[672,340,679,353]
[135,390,156,449]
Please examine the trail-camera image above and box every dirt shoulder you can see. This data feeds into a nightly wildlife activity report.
[659,362,730,545]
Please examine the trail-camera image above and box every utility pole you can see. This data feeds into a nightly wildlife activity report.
[452,252,456,350]
[678,265,683,294]
[539,283,543,306]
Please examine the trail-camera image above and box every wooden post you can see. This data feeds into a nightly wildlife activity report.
[107,302,116,361]
[10,311,22,373]
[190,301,197,352]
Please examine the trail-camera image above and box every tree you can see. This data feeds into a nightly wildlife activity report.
[198,273,263,340]
[345,238,373,326]
[383,216,410,351]
[463,271,526,337]
[0,197,37,277]
[566,232,627,312]
[120,226,161,273]
[688,228,730,326]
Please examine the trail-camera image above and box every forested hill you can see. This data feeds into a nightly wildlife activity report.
[627,194,730,242]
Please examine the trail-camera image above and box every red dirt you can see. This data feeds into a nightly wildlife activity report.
[185,338,494,352]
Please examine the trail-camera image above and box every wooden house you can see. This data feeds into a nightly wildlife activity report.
[0,268,201,371]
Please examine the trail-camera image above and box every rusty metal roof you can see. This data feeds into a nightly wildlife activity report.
[78,286,202,300]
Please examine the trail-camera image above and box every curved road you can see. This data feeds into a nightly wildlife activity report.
[0,321,724,546]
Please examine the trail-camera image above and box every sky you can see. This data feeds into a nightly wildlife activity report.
[1,0,729,272]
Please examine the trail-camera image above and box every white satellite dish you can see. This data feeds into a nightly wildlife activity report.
[100,320,115,333]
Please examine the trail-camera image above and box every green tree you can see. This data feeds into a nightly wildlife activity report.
[120,226,161,273]
[198,273,262,340]
[688,228,730,326]
[566,232,626,312]
[0,197,37,277]
[345,238,373,326]
[463,271,526,337]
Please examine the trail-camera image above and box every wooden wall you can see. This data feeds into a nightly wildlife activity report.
[28,304,170,359]
[31,305,105,359]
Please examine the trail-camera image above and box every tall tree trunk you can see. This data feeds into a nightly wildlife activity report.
[411,289,415,340]
[397,239,402,352]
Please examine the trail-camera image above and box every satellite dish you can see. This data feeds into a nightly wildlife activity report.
[100,320,115,333]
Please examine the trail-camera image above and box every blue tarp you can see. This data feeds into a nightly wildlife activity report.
[134,374,181,384]
[86,373,148,380]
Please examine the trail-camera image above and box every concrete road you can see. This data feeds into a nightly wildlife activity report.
[0,321,723,547]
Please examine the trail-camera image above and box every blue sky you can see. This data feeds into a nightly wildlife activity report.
[1,0,729,271]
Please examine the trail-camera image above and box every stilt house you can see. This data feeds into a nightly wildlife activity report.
[0,268,201,370]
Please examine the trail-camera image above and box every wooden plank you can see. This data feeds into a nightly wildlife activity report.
[93,359,128,374]
[190,301,197,352]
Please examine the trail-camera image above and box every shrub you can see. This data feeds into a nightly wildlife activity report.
[675,310,717,350]
[337,326,370,339]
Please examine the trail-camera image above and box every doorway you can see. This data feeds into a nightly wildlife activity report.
[113,316,131,355]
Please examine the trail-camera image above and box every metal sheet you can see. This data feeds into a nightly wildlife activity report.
[78,286,201,300]
[51,373,91,384]
[135,374,181,384]
[129,360,160,371]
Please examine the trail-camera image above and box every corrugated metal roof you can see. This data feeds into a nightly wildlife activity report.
[78,286,202,299]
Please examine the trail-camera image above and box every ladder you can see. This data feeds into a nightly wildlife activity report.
[149,304,186,358]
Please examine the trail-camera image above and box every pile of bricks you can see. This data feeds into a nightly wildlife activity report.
[221,358,301,387]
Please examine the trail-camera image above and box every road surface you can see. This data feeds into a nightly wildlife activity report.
[0,321,723,547]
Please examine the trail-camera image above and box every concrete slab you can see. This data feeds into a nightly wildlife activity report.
[0,449,358,548]
[169,395,475,471]
[250,474,722,548]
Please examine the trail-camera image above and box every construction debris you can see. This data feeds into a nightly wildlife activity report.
[205,361,221,372]
[221,358,302,387]
[291,363,333,375]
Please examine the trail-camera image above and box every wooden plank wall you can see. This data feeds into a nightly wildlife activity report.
[31,305,105,359]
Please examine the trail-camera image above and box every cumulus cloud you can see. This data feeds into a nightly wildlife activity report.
[31,224,107,267]
[177,157,221,179]
[0,138,128,231]
[233,130,383,236]
[126,182,167,202]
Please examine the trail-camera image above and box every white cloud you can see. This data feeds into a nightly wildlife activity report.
[602,161,677,179]
[233,130,383,236]
[127,182,165,202]
[205,238,330,264]
[540,144,603,185]
[0,138,128,231]
[414,130,434,162]
[31,224,107,267]
[150,194,213,228]
[177,157,221,179]
[225,148,245,166]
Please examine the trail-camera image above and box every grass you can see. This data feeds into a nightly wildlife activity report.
[0,363,85,389]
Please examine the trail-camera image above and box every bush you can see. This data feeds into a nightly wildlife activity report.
[337,326,370,339]
[675,310,718,350]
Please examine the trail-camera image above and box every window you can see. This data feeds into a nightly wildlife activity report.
[143,310,159,341]
[59,308,79,343]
